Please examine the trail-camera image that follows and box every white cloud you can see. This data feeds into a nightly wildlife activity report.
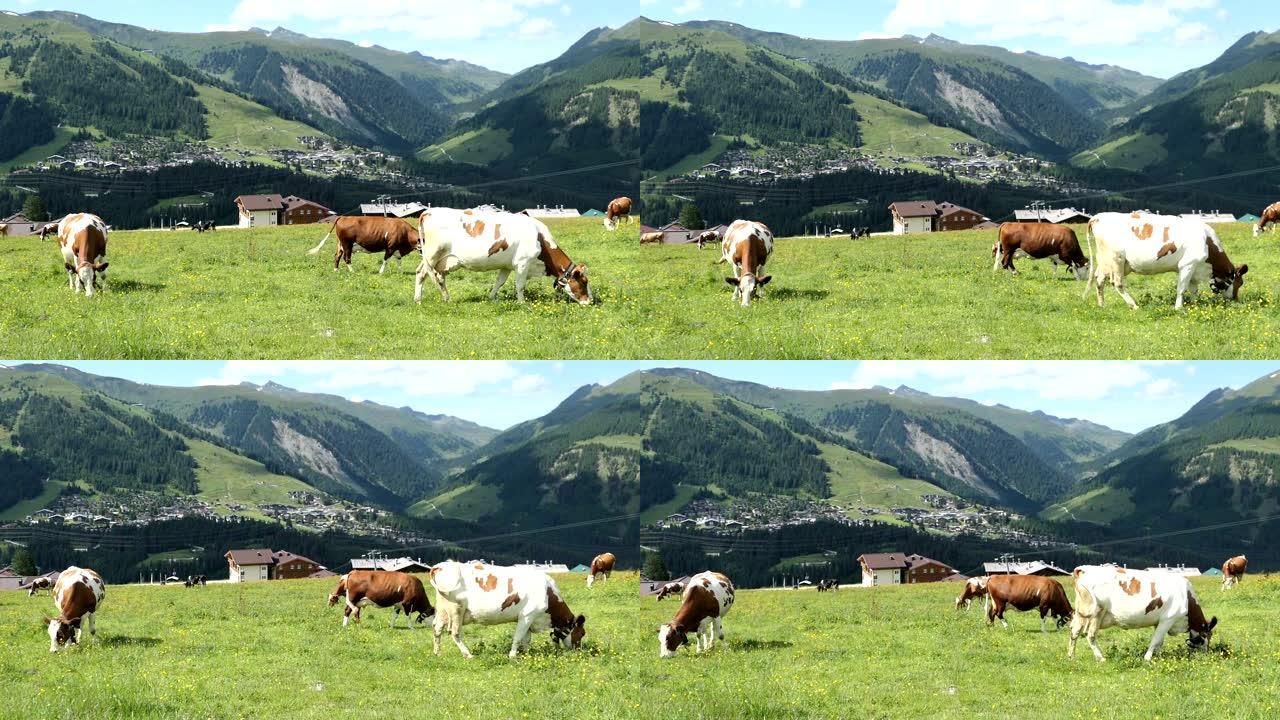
[356,39,374,48]
[560,4,573,15]
[519,17,556,36]
[196,360,543,398]
[673,0,704,15]
[871,0,1219,48]
[831,361,1182,402]
[1174,21,1211,44]
[1143,378,1179,398]
[226,0,561,42]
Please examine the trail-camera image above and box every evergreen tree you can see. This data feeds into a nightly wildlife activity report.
[642,550,669,581]
[12,548,37,576]
[22,194,48,221]
[678,203,705,230]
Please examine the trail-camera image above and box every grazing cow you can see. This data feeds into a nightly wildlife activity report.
[992,222,1088,279]
[1069,565,1217,662]
[587,552,615,588]
[640,231,664,245]
[1222,555,1247,590]
[46,566,105,652]
[718,219,774,306]
[56,213,109,297]
[605,197,633,230]
[659,571,735,657]
[307,216,420,273]
[327,570,434,628]
[1085,212,1247,309]
[985,574,1073,632]
[816,579,838,592]
[416,208,592,305]
[27,577,53,596]
[696,231,718,249]
[0,223,7,237]
[655,581,685,601]
[429,560,586,658]
[955,576,989,612]
[1255,202,1280,237]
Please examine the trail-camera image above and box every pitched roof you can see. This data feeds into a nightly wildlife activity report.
[1013,207,1092,223]
[271,550,320,566]
[905,553,953,569]
[859,552,910,570]
[350,557,431,573]
[235,194,285,212]
[937,202,984,218]
[282,196,334,214]
[359,202,426,218]
[982,560,1068,576]
[1,213,32,224]
[308,569,337,579]
[889,201,939,218]
[225,548,276,566]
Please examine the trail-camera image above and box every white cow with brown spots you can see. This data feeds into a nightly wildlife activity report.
[659,570,735,657]
[587,552,615,588]
[428,560,586,658]
[415,208,592,305]
[47,566,105,652]
[1085,212,1246,309]
[954,575,989,612]
[56,213,109,297]
[1068,565,1217,662]
[1222,555,1247,589]
[719,220,774,306]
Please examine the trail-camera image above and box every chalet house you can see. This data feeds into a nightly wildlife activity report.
[904,554,956,583]
[982,560,1069,576]
[859,552,957,586]
[658,222,695,244]
[225,548,276,582]
[271,550,327,580]
[889,200,991,234]
[235,195,285,228]
[281,196,335,225]
[1,213,37,236]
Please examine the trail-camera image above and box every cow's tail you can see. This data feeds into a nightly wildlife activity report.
[1072,576,1097,620]
[308,220,339,255]
[1082,220,1098,300]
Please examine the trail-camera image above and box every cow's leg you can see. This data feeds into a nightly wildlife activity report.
[1144,619,1175,661]
[415,260,448,303]
[1174,266,1195,309]
[714,617,725,648]
[1068,615,1081,658]
[391,606,400,628]
[87,611,96,641]
[513,264,532,303]
[451,619,473,659]
[1112,274,1138,310]
[344,597,360,627]
[378,254,389,275]
[433,613,444,655]
[490,270,511,301]
[1085,620,1105,662]
[1040,608,1048,634]
[509,615,533,658]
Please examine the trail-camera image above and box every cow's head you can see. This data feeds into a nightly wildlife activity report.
[556,264,592,305]
[658,623,689,658]
[1188,616,1218,650]
[1211,264,1247,300]
[1069,260,1090,281]
[551,614,586,650]
[725,274,771,306]
[1255,224,1262,238]
[45,616,79,651]
[327,575,347,607]
[66,260,108,297]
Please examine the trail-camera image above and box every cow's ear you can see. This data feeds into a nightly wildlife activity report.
[575,614,586,628]
[757,275,772,286]
[725,277,740,286]
[1209,616,1218,630]
[574,265,587,278]
[94,262,109,272]
[64,262,74,271]
[1238,265,1248,276]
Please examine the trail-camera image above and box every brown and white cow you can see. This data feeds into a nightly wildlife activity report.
[429,560,585,658]
[587,552,615,588]
[57,213,109,297]
[307,216,420,273]
[655,581,685,601]
[327,570,434,628]
[1085,212,1246,309]
[696,230,718,250]
[0,223,7,237]
[659,571,734,657]
[27,576,53,596]
[955,575,989,612]
[719,219,774,306]
[992,222,1088,279]
[1069,565,1217,662]
[985,574,1073,632]
[640,231,664,245]
[605,197,633,230]
[46,566,105,652]
[1255,202,1280,237]
[1222,555,1247,590]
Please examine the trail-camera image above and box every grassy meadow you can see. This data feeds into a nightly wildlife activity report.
[0,218,644,359]
[0,571,644,720]
[637,575,1280,719]
[6,219,1280,358]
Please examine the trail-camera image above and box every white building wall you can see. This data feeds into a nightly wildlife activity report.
[229,563,271,582]
[861,567,901,586]
[894,216,933,235]
[239,210,278,228]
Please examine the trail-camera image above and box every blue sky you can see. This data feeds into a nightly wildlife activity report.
[5,361,1275,432]
[638,0,1276,78]
[4,0,634,73]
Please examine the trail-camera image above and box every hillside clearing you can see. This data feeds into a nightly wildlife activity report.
[1,572,641,720]
[637,576,1280,718]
